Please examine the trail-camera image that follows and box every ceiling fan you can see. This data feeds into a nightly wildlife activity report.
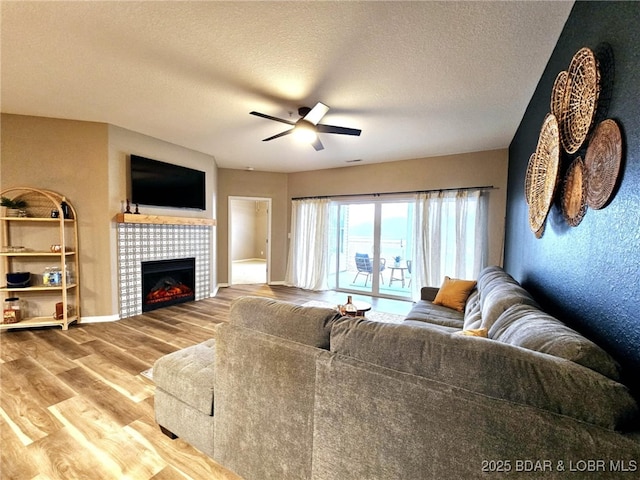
[250,102,361,151]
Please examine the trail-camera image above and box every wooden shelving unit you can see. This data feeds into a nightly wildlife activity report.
[1,187,80,331]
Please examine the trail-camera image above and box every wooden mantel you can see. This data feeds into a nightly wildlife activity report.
[115,213,216,226]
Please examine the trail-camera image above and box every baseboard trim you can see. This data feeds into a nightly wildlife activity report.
[81,314,120,324]
[216,281,284,290]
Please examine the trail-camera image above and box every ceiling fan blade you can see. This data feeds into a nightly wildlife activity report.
[263,128,294,142]
[311,137,325,151]
[303,102,330,125]
[250,111,296,126]
[316,124,362,136]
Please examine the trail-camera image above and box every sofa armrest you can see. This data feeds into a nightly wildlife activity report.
[420,286,439,301]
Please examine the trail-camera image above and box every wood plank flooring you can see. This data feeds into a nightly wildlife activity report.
[0,285,413,480]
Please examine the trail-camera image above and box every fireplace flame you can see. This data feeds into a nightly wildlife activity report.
[145,278,194,305]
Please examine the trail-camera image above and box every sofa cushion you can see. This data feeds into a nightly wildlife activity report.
[463,289,482,329]
[330,319,638,430]
[403,300,464,328]
[432,276,477,312]
[153,338,217,416]
[477,265,520,297]
[229,296,343,349]
[479,281,538,331]
[489,304,621,381]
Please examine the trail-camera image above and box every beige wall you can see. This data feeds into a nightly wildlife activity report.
[254,200,268,260]
[288,150,508,270]
[217,170,288,284]
[217,150,508,286]
[229,199,268,261]
[1,114,112,317]
[1,114,218,318]
[230,199,256,261]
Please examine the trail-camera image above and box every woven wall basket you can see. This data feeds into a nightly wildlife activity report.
[584,118,622,209]
[562,157,587,227]
[550,70,568,120]
[560,47,600,154]
[524,152,536,205]
[528,114,561,234]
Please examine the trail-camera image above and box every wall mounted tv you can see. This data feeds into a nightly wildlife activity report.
[130,155,206,210]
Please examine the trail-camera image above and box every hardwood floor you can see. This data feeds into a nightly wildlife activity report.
[0,285,413,479]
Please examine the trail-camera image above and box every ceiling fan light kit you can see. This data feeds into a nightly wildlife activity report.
[250,101,361,151]
[292,120,318,143]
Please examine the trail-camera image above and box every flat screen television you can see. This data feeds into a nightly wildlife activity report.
[130,155,206,210]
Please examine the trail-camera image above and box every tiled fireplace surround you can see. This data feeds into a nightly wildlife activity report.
[117,222,211,318]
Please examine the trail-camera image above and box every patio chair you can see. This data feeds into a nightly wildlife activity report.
[406,259,412,287]
[353,253,386,287]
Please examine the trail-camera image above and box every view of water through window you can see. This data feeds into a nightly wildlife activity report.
[330,201,414,299]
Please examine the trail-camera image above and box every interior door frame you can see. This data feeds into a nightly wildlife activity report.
[228,196,272,285]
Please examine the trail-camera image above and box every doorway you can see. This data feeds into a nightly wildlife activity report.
[228,197,271,285]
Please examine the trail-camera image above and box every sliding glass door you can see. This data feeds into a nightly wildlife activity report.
[380,202,414,296]
[333,200,413,299]
[289,188,488,299]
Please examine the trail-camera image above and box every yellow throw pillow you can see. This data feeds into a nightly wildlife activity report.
[432,276,477,312]
[456,327,488,338]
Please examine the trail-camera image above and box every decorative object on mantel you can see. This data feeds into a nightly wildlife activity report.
[559,47,600,154]
[584,118,623,210]
[124,199,132,214]
[134,203,140,214]
[528,114,561,234]
[561,157,587,227]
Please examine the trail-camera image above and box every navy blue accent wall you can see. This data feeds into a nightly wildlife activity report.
[505,1,640,391]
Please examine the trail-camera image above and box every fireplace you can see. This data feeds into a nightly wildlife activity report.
[141,258,195,312]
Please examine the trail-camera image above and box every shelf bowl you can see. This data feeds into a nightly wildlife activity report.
[6,271,31,288]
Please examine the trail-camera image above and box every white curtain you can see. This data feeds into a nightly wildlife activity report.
[411,189,488,298]
[285,198,331,290]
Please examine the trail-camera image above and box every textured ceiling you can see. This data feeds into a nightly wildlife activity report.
[1,1,574,173]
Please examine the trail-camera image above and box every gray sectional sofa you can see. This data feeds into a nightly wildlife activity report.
[153,266,640,479]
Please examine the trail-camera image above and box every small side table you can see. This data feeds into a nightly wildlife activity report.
[341,301,372,317]
[353,301,372,317]
[389,266,408,288]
